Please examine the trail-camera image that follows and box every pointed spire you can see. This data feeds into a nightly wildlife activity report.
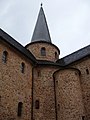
[31,5,52,43]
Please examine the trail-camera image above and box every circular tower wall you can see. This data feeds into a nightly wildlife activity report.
[26,41,60,62]
[54,68,85,120]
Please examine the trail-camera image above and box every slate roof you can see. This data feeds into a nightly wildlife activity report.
[31,6,52,43]
[0,28,36,64]
[0,28,90,67]
[57,45,90,66]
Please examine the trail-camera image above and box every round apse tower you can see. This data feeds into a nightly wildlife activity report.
[26,6,60,62]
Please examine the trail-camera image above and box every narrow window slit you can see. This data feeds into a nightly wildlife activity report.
[21,62,25,73]
[55,52,58,59]
[82,116,85,120]
[35,100,39,109]
[17,102,23,117]
[86,69,89,75]
[41,47,46,56]
[2,51,8,63]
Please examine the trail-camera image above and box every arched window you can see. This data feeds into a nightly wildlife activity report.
[21,62,25,73]
[41,47,46,56]
[2,51,8,63]
[86,69,89,75]
[17,102,23,117]
[55,52,58,59]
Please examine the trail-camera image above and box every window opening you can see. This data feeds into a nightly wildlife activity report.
[82,116,85,120]
[17,102,23,117]
[0,96,1,101]
[21,62,25,73]
[86,69,89,75]
[35,100,39,109]
[55,52,58,59]
[2,51,8,63]
[41,47,46,56]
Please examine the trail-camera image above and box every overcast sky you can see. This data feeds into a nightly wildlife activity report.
[0,0,90,58]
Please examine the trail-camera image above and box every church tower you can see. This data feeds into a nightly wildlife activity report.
[26,5,60,62]
[26,5,60,120]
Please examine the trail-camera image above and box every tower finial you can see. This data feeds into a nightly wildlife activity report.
[41,3,43,7]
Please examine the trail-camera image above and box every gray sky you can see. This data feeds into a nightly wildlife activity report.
[0,0,90,58]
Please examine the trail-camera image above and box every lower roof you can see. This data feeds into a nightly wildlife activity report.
[57,45,90,66]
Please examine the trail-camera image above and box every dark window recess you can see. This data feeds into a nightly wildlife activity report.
[35,100,39,109]
[0,96,1,101]
[55,52,58,59]
[17,102,23,117]
[2,51,8,63]
[86,69,89,75]
[21,62,25,73]
[82,116,85,120]
[58,104,60,110]
[41,47,46,56]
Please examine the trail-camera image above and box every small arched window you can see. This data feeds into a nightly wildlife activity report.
[55,52,58,59]
[21,62,25,73]
[2,51,8,63]
[86,69,89,75]
[17,102,23,117]
[41,47,46,56]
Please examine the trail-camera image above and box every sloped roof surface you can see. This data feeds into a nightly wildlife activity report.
[0,28,90,66]
[31,6,52,43]
[0,28,36,63]
[57,45,90,66]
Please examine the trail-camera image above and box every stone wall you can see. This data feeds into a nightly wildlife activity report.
[54,68,84,120]
[0,40,33,120]
[26,42,60,62]
[72,57,90,120]
[0,38,90,120]
[32,65,58,120]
